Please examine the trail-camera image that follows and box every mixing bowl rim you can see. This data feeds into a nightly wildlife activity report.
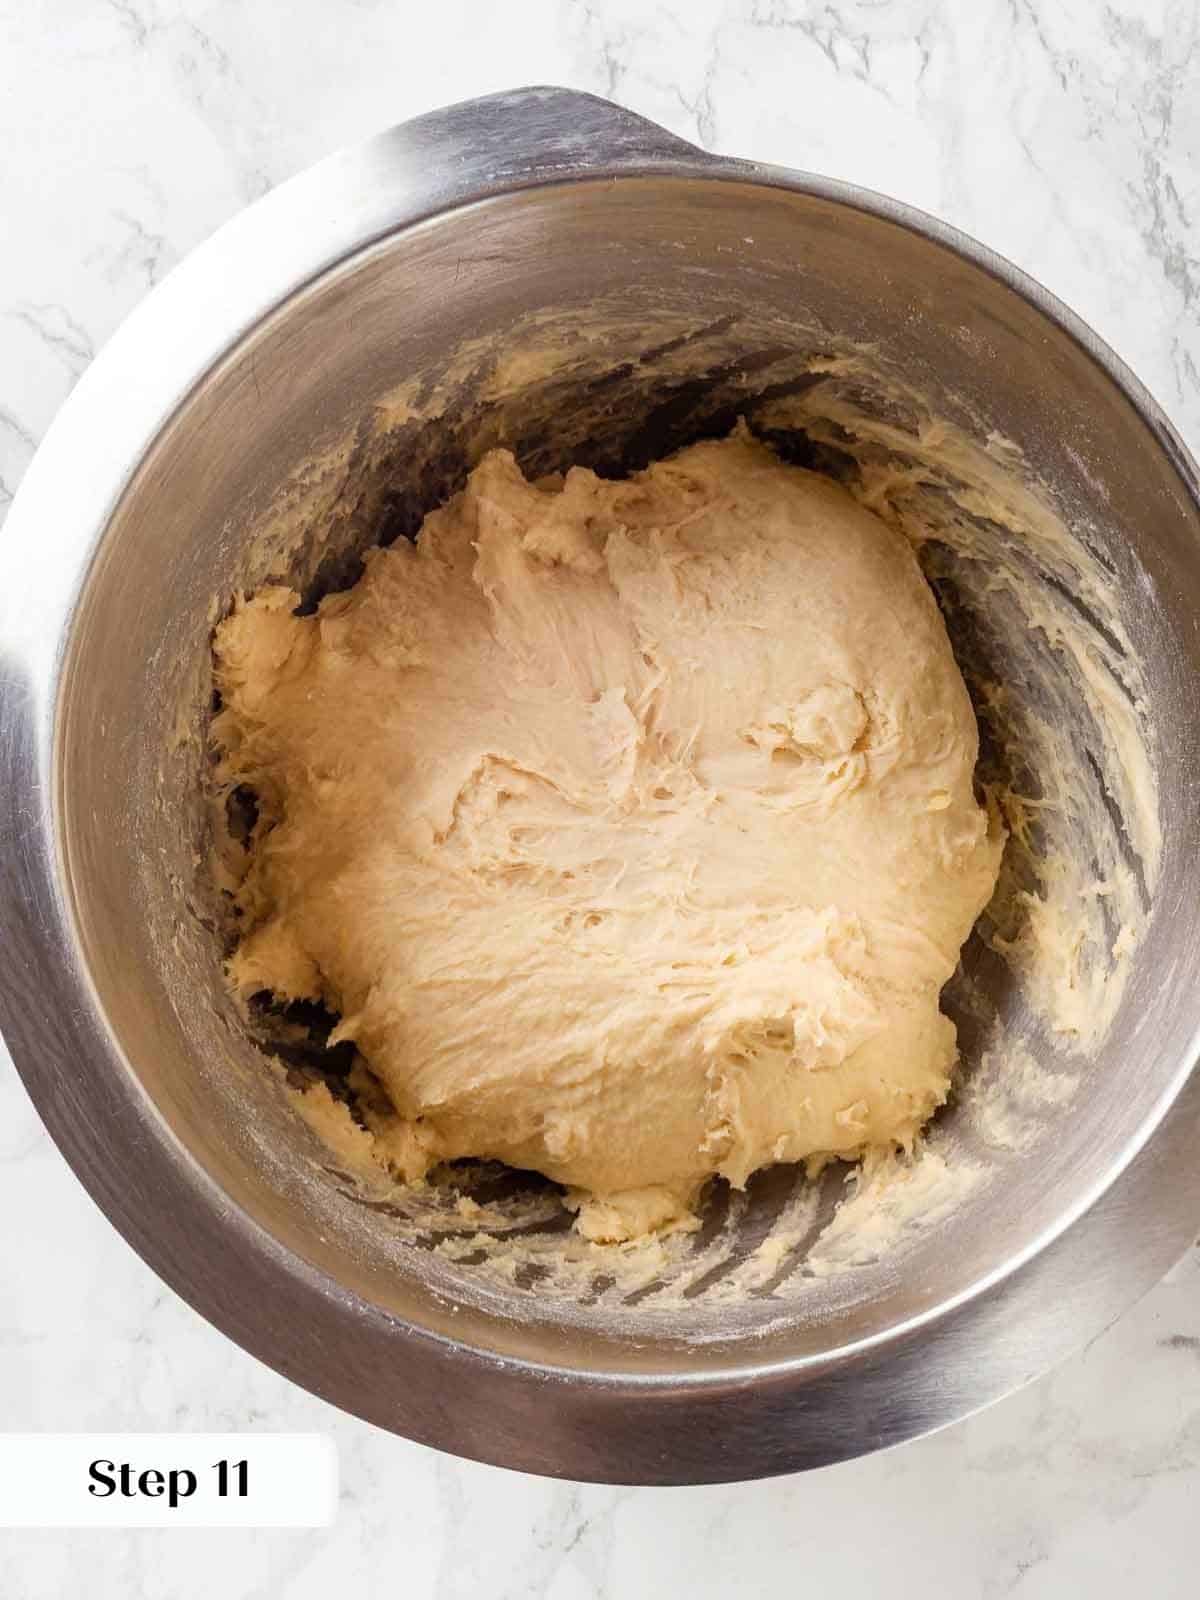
[1,85,1198,1480]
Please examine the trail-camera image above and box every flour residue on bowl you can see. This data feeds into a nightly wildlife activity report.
[756,362,1160,1053]
[194,310,1159,1318]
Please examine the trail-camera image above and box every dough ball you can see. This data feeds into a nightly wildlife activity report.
[212,429,1003,1240]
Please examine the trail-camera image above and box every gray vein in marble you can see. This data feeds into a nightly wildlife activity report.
[983,1542,1051,1600]
[0,404,37,517]
[1008,0,1072,92]
[10,303,96,376]
[1108,6,1200,312]
[103,209,175,289]
[674,55,719,149]
[105,0,153,47]
[1160,1332,1200,1352]
[743,0,901,104]
[576,1,633,100]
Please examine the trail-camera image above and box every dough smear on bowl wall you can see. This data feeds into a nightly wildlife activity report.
[211,426,1004,1242]
[7,87,1196,1479]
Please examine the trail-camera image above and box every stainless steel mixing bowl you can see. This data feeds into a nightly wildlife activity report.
[3,87,1200,1484]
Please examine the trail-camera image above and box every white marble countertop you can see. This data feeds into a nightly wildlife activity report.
[2,1,1198,1592]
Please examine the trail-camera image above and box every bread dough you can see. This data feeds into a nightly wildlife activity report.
[213,429,1003,1241]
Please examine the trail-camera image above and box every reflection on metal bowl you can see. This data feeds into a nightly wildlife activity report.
[2,88,1199,1483]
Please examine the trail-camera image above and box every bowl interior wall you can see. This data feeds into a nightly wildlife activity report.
[56,176,1200,1371]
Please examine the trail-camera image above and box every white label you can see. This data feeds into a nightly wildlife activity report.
[0,1434,337,1527]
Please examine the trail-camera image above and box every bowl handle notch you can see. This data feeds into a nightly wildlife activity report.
[370,85,708,199]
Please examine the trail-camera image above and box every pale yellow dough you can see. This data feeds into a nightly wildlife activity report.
[213,430,1003,1241]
